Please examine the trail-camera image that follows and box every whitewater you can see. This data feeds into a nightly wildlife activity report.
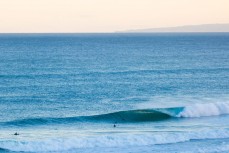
[0,33,229,153]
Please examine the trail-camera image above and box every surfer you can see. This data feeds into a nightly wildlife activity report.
[14,132,19,136]
[113,121,117,128]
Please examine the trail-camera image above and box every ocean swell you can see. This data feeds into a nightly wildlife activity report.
[2,108,177,126]
[2,102,229,127]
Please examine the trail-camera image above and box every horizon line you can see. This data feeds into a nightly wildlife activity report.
[1,23,229,34]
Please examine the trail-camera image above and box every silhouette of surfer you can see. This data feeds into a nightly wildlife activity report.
[113,121,117,128]
[14,132,19,136]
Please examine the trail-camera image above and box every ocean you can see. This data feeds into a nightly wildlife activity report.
[0,33,229,153]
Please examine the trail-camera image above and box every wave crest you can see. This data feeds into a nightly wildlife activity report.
[178,102,229,117]
[2,102,229,126]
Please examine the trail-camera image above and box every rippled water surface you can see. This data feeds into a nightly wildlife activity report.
[0,33,229,152]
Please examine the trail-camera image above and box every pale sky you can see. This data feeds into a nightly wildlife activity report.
[0,0,229,32]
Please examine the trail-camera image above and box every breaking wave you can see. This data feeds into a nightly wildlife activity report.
[2,102,229,126]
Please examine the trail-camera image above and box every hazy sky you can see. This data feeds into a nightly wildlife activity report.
[0,0,229,32]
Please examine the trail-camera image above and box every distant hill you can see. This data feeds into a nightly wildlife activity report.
[119,24,229,33]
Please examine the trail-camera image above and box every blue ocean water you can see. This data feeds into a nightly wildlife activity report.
[0,33,229,152]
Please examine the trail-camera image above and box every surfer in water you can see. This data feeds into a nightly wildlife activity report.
[113,121,117,128]
[14,132,19,136]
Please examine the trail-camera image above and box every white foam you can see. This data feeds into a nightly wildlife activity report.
[178,102,229,117]
[197,144,229,153]
[136,96,229,118]
[1,129,229,152]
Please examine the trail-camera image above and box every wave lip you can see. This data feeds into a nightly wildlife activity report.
[2,102,229,127]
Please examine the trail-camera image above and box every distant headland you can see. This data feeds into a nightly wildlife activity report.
[118,23,229,33]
